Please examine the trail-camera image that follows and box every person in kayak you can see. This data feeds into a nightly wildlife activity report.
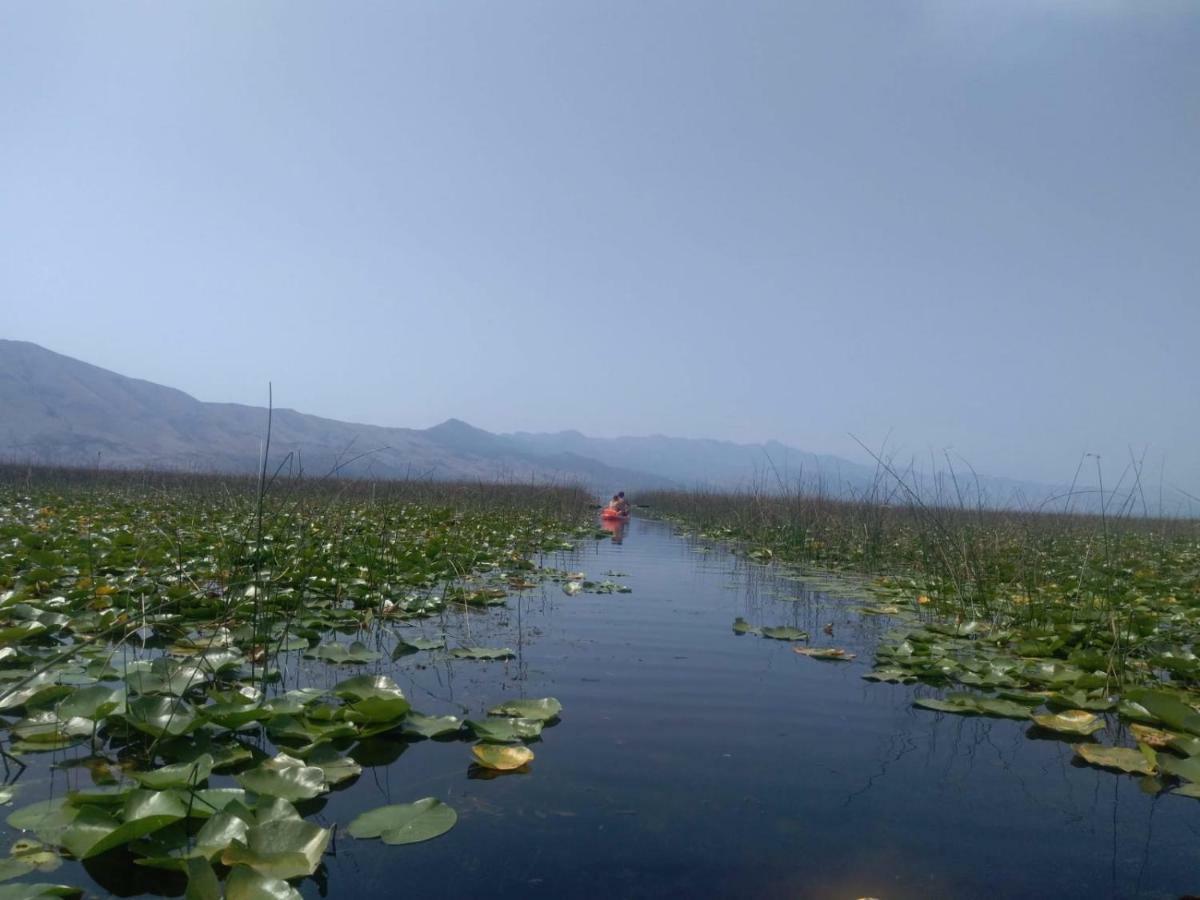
[606,494,622,514]
[616,492,630,515]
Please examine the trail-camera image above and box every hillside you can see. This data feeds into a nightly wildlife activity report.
[0,339,1089,508]
[0,340,670,489]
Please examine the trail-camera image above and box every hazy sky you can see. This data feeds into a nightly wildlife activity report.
[2,1,1197,492]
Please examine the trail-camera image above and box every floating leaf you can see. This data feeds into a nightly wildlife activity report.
[304,642,380,664]
[486,698,562,721]
[466,717,543,743]
[7,799,79,845]
[793,647,856,661]
[221,818,330,879]
[130,754,214,789]
[1075,744,1156,775]
[332,675,405,703]
[1124,688,1200,736]
[301,746,362,786]
[124,696,199,738]
[235,754,327,801]
[391,636,445,658]
[1129,723,1177,749]
[59,790,188,859]
[402,713,463,739]
[56,685,124,720]
[347,798,457,845]
[760,626,808,641]
[450,647,515,661]
[224,864,302,900]
[183,858,222,900]
[471,744,533,771]
[1031,710,1105,736]
[1158,754,1200,783]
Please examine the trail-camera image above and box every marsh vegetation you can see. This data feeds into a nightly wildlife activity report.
[0,467,590,898]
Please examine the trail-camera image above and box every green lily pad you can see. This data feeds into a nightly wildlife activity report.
[393,636,445,655]
[304,642,380,664]
[56,685,125,720]
[332,675,405,703]
[466,717,543,743]
[59,790,188,859]
[7,799,79,845]
[914,693,1030,719]
[130,754,214,789]
[402,713,463,739]
[731,617,759,636]
[221,818,330,879]
[450,647,515,661]
[347,798,457,845]
[1158,754,1200,783]
[1124,688,1200,736]
[124,696,199,738]
[183,858,222,900]
[486,697,562,721]
[301,746,362,786]
[224,864,302,900]
[760,626,808,641]
[235,754,327,801]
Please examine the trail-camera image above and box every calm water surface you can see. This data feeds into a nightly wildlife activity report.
[25,518,1200,898]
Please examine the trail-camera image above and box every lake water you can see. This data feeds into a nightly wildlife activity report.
[20,517,1200,898]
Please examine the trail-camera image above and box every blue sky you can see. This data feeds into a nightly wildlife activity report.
[2,1,1197,493]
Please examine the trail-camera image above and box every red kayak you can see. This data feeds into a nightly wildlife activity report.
[600,509,629,521]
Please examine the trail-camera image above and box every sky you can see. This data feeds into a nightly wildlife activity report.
[2,1,1198,494]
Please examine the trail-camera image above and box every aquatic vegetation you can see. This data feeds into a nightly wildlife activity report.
[793,647,856,661]
[0,469,586,895]
[347,798,457,845]
[471,744,534,771]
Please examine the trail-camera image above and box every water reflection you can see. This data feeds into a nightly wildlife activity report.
[599,517,627,544]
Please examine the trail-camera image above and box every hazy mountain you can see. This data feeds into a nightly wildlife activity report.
[0,339,1132,512]
[0,340,671,489]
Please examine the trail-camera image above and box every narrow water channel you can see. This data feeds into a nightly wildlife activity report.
[31,517,1200,898]
[321,517,1199,900]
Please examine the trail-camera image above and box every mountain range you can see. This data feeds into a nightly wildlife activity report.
[0,339,1087,508]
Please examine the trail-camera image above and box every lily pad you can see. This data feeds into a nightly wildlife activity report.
[221,818,330,879]
[304,642,380,664]
[130,754,214,789]
[450,647,515,661]
[59,790,188,859]
[1075,744,1156,775]
[225,863,302,900]
[466,717,543,743]
[301,746,362,786]
[124,696,199,738]
[471,744,533,771]
[402,713,463,739]
[486,698,562,721]
[347,798,457,845]
[1030,710,1105,736]
[760,626,808,641]
[235,754,327,801]
[793,647,856,661]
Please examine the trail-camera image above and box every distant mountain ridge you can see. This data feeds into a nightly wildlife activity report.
[0,339,1089,508]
